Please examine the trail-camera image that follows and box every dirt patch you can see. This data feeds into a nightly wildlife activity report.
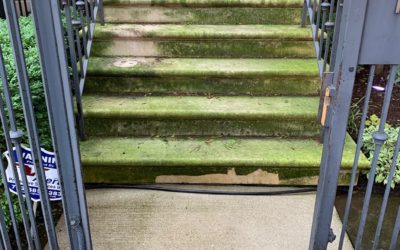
[351,66,400,128]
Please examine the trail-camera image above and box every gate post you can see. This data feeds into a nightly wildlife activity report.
[309,0,368,248]
[29,0,92,248]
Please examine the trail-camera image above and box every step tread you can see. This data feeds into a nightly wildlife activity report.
[80,136,369,169]
[87,58,319,77]
[103,0,303,7]
[83,95,319,119]
[95,24,313,40]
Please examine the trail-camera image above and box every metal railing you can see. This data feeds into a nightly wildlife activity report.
[308,0,400,249]
[0,0,102,248]
[301,0,344,79]
[63,0,104,139]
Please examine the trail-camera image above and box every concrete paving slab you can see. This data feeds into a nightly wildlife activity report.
[54,186,353,249]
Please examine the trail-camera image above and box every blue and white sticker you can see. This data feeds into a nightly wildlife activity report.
[4,146,62,202]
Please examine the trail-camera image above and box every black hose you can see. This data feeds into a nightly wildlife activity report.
[85,184,317,196]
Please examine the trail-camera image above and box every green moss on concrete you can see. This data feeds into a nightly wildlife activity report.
[91,40,314,58]
[87,58,319,78]
[80,136,369,185]
[103,0,303,7]
[82,95,319,119]
[84,116,320,138]
[82,96,320,137]
[104,7,303,25]
[95,24,312,40]
[84,76,320,96]
[91,24,314,58]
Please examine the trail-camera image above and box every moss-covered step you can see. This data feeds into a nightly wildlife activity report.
[84,76,320,96]
[85,57,319,95]
[82,95,320,137]
[103,7,304,25]
[86,58,319,95]
[103,0,303,8]
[80,136,370,185]
[92,24,314,58]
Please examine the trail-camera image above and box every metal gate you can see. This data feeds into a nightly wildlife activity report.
[0,0,102,248]
[303,0,400,249]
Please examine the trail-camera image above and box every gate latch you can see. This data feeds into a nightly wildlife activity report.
[397,0,400,14]
[321,86,335,127]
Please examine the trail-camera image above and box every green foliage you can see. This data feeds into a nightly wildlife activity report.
[396,68,400,85]
[0,17,52,151]
[0,183,23,230]
[348,101,362,137]
[363,115,400,188]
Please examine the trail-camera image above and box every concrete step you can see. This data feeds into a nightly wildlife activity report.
[103,0,303,7]
[85,58,320,96]
[80,136,369,185]
[92,24,314,58]
[103,7,304,25]
[103,0,304,25]
[82,95,320,137]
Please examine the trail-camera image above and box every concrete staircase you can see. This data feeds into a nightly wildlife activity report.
[80,0,368,185]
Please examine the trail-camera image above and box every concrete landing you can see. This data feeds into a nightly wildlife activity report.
[55,186,353,249]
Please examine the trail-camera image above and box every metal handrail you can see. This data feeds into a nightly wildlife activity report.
[302,0,343,79]
[63,0,104,139]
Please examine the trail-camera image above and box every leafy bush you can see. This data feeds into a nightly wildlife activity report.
[0,186,22,230]
[0,17,50,229]
[396,68,400,84]
[0,17,51,151]
[363,115,400,188]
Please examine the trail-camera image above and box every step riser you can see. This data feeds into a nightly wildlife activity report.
[104,7,303,25]
[83,164,354,186]
[92,40,314,58]
[84,118,320,137]
[84,76,320,96]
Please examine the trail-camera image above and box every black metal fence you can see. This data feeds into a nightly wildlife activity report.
[0,0,102,248]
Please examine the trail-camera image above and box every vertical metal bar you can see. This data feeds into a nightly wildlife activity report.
[76,2,88,59]
[64,1,86,139]
[314,0,322,39]
[322,22,333,73]
[309,0,369,248]
[89,0,94,23]
[318,2,329,61]
[1,1,45,248]
[74,24,85,78]
[71,0,78,19]
[338,65,375,249]
[83,0,92,40]
[98,0,104,25]
[311,0,318,24]
[390,206,400,250]
[0,44,24,250]
[329,0,343,71]
[301,0,308,27]
[355,65,398,249]
[4,0,60,247]
[0,201,11,249]
[29,0,92,248]
[373,110,400,250]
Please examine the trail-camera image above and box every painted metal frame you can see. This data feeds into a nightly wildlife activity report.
[305,0,400,249]
[0,0,102,248]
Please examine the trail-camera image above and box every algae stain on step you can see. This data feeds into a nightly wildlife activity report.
[113,59,139,68]
[155,168,281,184]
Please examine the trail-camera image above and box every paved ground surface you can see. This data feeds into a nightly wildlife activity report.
[55,185,353,249]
